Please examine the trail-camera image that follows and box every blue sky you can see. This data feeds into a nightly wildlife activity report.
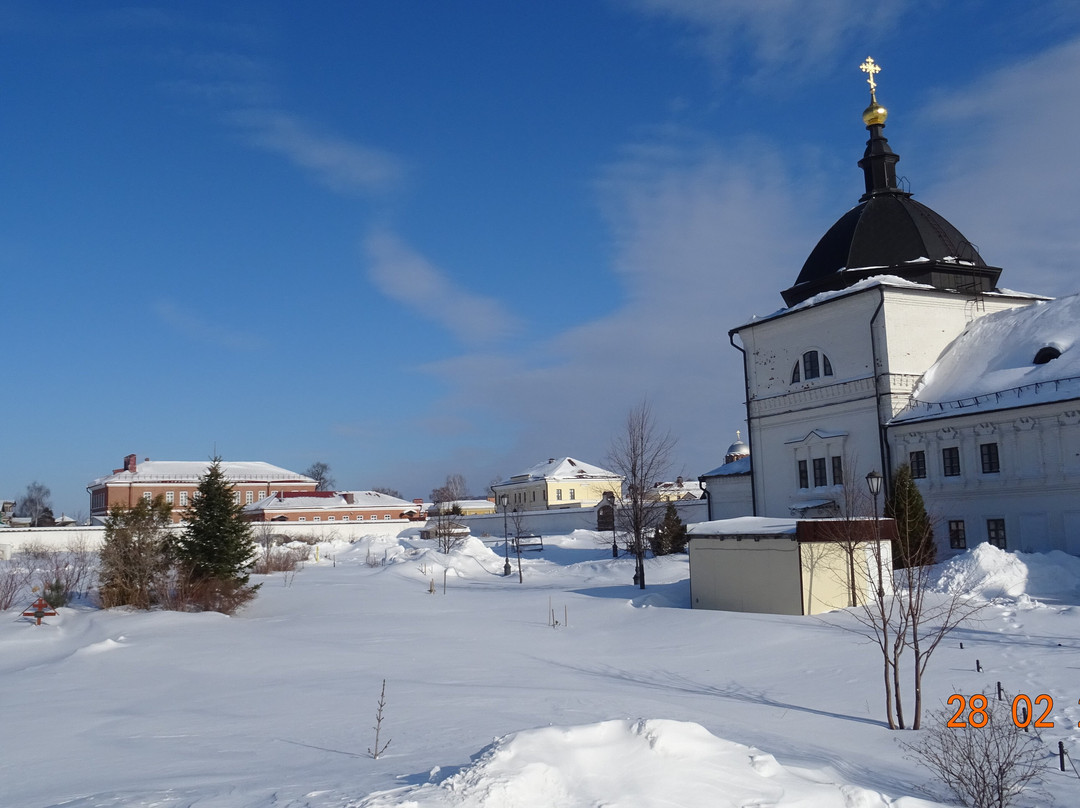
[4,1,1080,518]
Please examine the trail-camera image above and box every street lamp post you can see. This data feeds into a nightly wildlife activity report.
[501,495,511,576]
[866,470,884,599]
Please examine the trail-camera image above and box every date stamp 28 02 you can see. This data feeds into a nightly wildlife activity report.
[947,693,1079,729]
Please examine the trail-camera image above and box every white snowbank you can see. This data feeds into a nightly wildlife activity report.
[933,542,1080,602]
[356,719,921,808]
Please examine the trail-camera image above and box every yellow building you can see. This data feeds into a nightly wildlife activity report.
[490,457,623,511]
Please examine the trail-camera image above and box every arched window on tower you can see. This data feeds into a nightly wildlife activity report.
[792,350,834,384]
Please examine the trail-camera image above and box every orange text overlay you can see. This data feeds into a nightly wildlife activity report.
[947,694,1079,729]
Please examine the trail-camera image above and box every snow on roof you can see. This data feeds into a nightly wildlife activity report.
[91,460,314,487]
[892,292,1080,423]
[732,275,1049,331]
[341,491,416,508]
[687,517,796,536]
[499,457,621,485]
[700,455,752,477]
[247,495,350,511]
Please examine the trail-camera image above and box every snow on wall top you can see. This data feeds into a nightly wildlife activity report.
[687,516,796,536]
[893,292,1080,422]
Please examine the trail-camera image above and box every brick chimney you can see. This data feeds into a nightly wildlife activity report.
[113,453,138,474]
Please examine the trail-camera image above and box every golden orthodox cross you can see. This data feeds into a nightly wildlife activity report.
[860,57,881,101]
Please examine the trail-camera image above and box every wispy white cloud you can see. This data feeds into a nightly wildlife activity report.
[621,0,906,82]
[227,108,406,194]
[155,301,264,352]
[365,230,520,347]
[166,47,406,195]
[412,130,819,480]
[919,34,1080,297]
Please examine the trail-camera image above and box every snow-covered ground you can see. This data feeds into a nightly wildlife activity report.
[2,533,1078,807]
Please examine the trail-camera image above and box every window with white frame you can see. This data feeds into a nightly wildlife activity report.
[987,519,1007,548]
[942,447,961,477]
[180,491,189,506]
[830,456,843,485]
[166,491,174,505]
[910,450,927,479]
[948,520,967,549]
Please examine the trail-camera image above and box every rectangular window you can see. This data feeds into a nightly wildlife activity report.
[233,492,241,504]
[327,516,335,521]
[980,442,1000,474]
[532,491,536,501]
[556,489,563,501]
[831,456,843,486]
[383,514,391,520]
[142,491,152,502]
[948,520,967,549]
[910,451,927,479]
[942,447,961,477]
[803,350,820,380]
[812,457,827,487]
[298,517,306,522]
[245,491,254,504]
[165,491,175,505]
[313,517,321,522]
[569,488,575,500]
[180,491,189,507]
[369,515,377,521]
[342,515,349,521]
[987,519,1007,548]
[797,459,809,489]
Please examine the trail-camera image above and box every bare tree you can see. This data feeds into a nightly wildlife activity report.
[304,462,336,492]
[15,481,52,527]
[0,560,32,610]
[372,486,402,498]
[430,473,467,505]
[902,698,1048,807]
[607,400,676,589]
[430,504,467,554]
[834,465,984,730]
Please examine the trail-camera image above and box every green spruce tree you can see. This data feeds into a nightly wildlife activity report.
[99,495,173,609]
[885,463,935,569]
[172,457,259,613]
[651,501,689,556]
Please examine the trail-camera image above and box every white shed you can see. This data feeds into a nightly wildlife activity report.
[688,517,895,615]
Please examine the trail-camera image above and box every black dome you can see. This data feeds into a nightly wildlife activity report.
[781,118,1001,308]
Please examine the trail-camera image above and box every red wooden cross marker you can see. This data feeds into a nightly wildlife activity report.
[22,597,58,625]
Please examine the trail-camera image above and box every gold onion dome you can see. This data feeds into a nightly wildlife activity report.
[862,101,887,126]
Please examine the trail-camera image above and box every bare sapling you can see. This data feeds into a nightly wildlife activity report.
[367,679,391,759]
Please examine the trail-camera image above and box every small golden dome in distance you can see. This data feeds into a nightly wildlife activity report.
[862,102,888,126]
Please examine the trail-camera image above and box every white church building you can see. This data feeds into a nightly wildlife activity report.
[728,60,1080,557]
